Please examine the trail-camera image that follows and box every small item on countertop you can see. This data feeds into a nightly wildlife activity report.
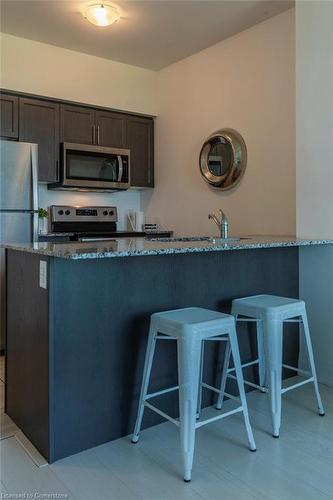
[128,211,145,231]
[38,207,49,235]
[144,223,158,233]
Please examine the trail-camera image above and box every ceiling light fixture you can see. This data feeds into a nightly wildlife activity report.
[84,3,120,27]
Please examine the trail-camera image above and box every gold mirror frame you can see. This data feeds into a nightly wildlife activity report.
[199,128,247,190]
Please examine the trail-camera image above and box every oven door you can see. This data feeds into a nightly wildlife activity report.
[62,143,130,190]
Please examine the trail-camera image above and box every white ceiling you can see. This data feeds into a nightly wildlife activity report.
[0,0,294,71]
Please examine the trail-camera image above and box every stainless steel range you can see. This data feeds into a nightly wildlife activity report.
[50,205,172,242]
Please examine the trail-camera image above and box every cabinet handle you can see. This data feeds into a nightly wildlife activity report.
[92,125,95,144]
[56,159,59,181]
[147,164,151,185]
[97,125,100,145]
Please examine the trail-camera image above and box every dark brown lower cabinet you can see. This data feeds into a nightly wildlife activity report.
[19,98,60,183]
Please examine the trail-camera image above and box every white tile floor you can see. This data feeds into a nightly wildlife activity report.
[0,362,332,499]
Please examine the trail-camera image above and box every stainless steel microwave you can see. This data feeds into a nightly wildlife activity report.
[49,143,130,191]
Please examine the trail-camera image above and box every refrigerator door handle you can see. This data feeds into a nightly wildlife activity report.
[31,144,39,242]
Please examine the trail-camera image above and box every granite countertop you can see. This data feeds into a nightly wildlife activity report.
[3,235,333,260]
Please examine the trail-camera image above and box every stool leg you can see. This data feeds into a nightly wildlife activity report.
[256,319,266,391]
[301,310,325,416]
[196,342,205,419]
[216,340,231,410]
[229,328,256,452]
[217,307,238,410]
[177,336,202,482]
[132,325,157,443]
[266,319,283,437]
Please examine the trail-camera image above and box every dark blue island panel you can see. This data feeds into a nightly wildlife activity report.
[6,247,299,462]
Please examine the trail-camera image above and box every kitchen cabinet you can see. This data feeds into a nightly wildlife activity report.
[61,105,154,188]
[60,104,95,145]
[95,110,125,148]
[126,116,154,188]
[19,98,60,183]
[1,89,155,188]
[0,93,18,139]
[61,106,126,148]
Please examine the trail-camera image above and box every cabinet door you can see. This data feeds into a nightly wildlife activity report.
[95,110,125,148]
[19,98,60,183]
[0,94,18,139]
[60,104,95,145]
[126,116,154,188]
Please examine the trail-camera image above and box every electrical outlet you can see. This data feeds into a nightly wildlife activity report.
[39,260,47,289]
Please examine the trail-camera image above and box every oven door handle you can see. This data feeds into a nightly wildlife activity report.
[117,155,123,183]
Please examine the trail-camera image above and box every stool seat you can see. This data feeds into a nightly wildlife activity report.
[232,294,305,320]
[151,307,235,338]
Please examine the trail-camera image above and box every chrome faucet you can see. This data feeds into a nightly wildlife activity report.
[208,209,229,239]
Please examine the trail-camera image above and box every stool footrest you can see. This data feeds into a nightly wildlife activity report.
[143,401,180,427]
[200,383,241,403]
[281,377,314,394]
[224,391,242,403]
[144,389,244,430]
[196,407,243,428]
[227,359,259,373]
[145,385,179,400]
[201,382,223,395]
[282,363,312,377]
[227,373,264,391]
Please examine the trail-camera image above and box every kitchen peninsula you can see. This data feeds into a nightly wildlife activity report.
[4,236,333,463]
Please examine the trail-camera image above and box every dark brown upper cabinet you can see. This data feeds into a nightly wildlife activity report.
[126,116,154,188]
[60,104,95,145]
[1,89,154,188]
[0,93,19,139]
[95,110,125,148]
[19,98,60,183]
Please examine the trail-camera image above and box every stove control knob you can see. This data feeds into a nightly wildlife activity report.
[103,210,108,216]
[58,210,64,215]
[109,210,114,216]
[65,210,71,215]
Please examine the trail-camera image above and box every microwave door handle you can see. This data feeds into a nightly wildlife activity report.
[117,156,123,182]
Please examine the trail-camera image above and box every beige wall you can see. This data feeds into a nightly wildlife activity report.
[142,9,295,236]
[296,1,333,239]
[0,33,158,115]
[296,0,333,386]
[0,32,159,226]
[1,12,295,235]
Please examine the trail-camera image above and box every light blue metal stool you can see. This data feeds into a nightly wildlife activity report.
[132,307,256,482]
[216,295,325,438]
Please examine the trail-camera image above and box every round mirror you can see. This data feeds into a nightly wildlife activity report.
[199,129,247,190]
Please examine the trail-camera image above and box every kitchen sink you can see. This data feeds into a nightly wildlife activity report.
[149,236,250,243]
[149,236,211,242]
[208,237,251,243]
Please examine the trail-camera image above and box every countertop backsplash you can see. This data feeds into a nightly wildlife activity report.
[38,184,142,231]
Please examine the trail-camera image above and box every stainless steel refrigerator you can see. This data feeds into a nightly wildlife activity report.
[0,141,39,352]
